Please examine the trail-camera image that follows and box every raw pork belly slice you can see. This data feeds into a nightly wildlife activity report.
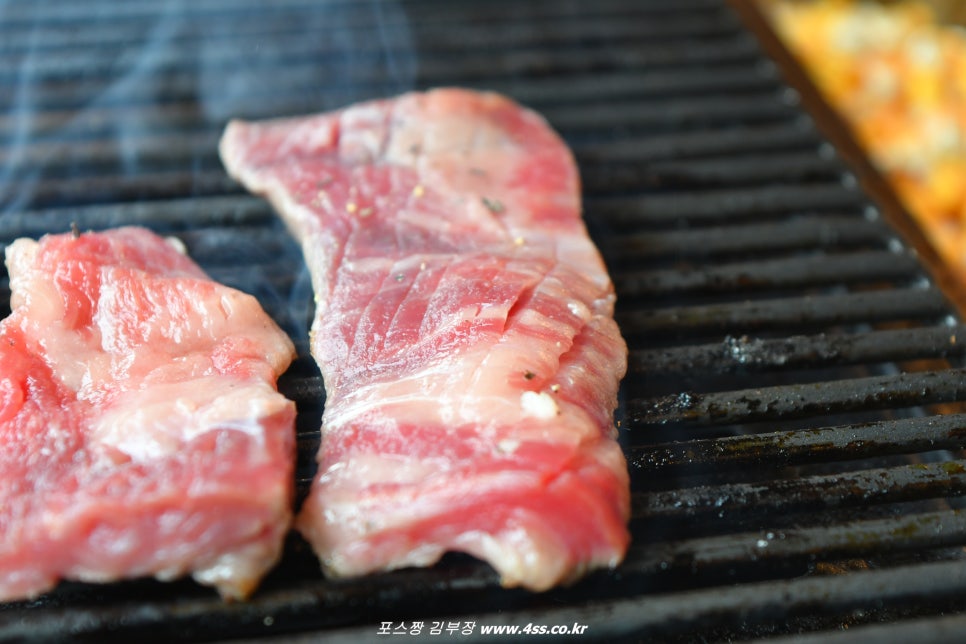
[0,227,296,602]
[220,88,629,591]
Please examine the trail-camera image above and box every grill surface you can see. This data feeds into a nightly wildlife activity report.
[3,0,966,641]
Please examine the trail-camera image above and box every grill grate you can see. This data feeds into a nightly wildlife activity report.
[3,0,966,641]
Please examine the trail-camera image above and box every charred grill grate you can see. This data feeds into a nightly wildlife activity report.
[3,0,966,641]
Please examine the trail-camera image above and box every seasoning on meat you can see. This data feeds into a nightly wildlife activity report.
[0,227,296,602]
[219,88,630,591]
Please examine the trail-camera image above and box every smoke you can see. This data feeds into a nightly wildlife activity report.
[90,1,186,178]
[0,0,417,340]
[0,0,417,213]
[190,0,417,342]
[0,1,43,215]
[0,0,190,212]
[196,0,417,122]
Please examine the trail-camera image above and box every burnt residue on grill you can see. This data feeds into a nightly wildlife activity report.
[3,0,966,642]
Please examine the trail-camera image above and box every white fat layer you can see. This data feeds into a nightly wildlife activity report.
[91,378,287,461]
[5,239,40,311]
[339,103,389,163]
[320,453,442,490]
[191,540,281,600]
[321,345,481,429]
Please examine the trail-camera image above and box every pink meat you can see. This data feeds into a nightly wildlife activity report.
[0,227,296,602]
[220,88,629,591]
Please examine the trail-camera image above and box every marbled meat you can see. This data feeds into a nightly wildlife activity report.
[220,88,629,591]
[0,227,296,602]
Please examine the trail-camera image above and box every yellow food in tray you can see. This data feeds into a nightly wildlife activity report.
[768,0,966,281]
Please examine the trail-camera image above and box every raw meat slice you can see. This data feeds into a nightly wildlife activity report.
[220,88,629,591]
[0,226,296,602]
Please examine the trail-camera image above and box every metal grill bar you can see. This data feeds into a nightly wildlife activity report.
[630,325,966,375]
[623,510,966,577]
[630,413,966,472]
[546,93,797,131]
[627,368,966,428]
[6,169,235,210]
[0,66,780,142]
[583,150,845,191]
[0,132,221,172]
[7,57,772,120]
[636,460,966,522]
[760,612,966,644]
[617,249,922,297]
[617,288,950,338]
[0,15,745,80]
[322,558,966,643]
[0,31,757,108]
[0,195,272,237]
[0,0,723,20]
[575,121,824,163]
[613,216,892,263]
[592,183,868,227]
